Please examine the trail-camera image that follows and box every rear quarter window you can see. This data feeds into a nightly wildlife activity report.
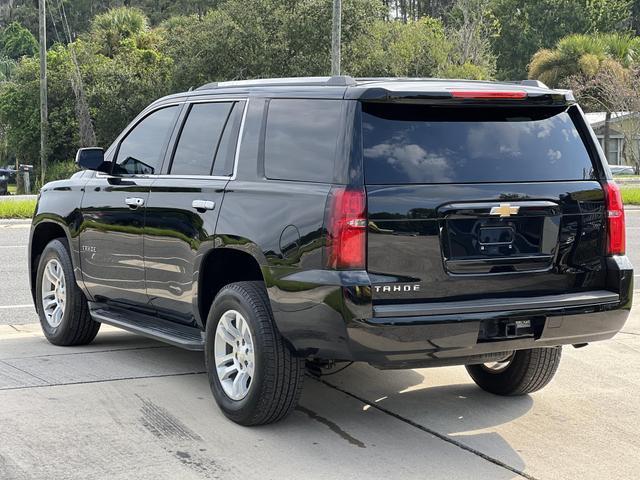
[362,104,596,184]
[264,99,343,183]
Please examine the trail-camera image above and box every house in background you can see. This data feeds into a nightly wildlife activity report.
[585,112,639,168]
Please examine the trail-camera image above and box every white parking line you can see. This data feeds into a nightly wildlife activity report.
[0,245,26,249]
[0,305,32,310]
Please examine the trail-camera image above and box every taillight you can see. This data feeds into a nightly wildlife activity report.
[325,187,367,269]
[604,181,625,255]
[450,90,527,100]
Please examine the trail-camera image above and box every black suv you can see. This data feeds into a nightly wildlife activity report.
[29,77,633,425]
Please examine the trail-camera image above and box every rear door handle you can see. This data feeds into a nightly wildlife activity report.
[125,197,145,209]
[192,200,215,212]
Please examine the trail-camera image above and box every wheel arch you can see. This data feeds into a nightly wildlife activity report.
[29,220,74,306]
[196,246,266,328]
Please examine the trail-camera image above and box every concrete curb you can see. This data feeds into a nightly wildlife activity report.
[0,219,31,225]
[0,194,37,202]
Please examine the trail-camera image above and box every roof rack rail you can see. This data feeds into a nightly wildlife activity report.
[197,82,218,90]
[519,79,548,89]
[326,75,356,86]
[195,76,356,91]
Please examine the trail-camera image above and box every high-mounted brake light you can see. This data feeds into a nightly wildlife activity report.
[325,187,367,270]
[450,90,528,100]
[604,181,625,255]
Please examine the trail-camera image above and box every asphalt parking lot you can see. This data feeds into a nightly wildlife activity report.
[1,213,639,480]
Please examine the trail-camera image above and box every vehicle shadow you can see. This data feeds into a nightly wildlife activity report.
[294,363,532,473]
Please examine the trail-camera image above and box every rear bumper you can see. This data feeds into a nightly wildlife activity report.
[269,256,633,368]
[345,307,628,369]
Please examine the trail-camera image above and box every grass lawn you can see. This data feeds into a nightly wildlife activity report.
[7,184,16,194]
[621,186,640,205]
[0,199,36,219]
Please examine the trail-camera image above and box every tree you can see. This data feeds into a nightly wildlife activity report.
[0,7,173,175]
[569,63,640,173]
[0,21,37,59]
[345,15,494,78]
[346,17,449,76]
[90,6,150,57]
[446,0,498,77]
[529,33,640,164]
[491,0,633,80]
[0,46,78,170]
[0,56,16,81]
[160,0,385,91]
[528,33,639,87]
[380,0,456,20]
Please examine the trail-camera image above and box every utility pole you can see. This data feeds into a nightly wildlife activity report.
[331,0,341,76]
[39,0,48,184]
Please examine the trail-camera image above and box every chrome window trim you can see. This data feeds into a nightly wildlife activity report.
[96,98,249,181]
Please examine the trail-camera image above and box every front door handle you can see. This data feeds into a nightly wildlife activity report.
[125,197,145,209]
[192,200,215,212]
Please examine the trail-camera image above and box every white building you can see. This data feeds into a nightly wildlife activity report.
[585,112,638,166]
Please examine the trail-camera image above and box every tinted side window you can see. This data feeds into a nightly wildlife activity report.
[264,99,342,182]
[170,102,234,176]
[212,103,244,177]
[114,106,179,175]
[362,104,596,184]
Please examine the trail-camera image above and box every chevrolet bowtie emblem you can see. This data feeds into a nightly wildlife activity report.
[490,203,520,217]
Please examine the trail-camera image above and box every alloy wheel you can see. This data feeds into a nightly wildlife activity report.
[41,258,66,328]
[214,309,255,400]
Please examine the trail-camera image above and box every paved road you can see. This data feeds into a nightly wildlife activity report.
[0,213,638,479]
[0,221,33,325]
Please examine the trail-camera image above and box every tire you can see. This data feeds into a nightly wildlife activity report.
[204,281,305,426]
[465,347,562,396]
[35,239,100,346]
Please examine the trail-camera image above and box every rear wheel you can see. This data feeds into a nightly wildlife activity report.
[465,347,562,395]
[35,239,100,346]
[204,281,305,425]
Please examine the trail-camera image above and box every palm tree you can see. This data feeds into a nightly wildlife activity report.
[529,34,638,160]
[91,7,150,58]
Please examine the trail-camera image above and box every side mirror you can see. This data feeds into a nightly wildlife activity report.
[75,147,111,174]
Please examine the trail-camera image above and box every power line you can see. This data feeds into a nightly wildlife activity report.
[52,0,72,44]
[58,0,96,146]
[45,0,62,45]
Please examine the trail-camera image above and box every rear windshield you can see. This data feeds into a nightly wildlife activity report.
[362,104,596,184]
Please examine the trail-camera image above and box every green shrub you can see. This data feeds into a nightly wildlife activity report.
[47,159,79,181]
[33,160,79,191]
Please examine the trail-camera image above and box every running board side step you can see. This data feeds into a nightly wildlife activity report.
[89,304,205,351]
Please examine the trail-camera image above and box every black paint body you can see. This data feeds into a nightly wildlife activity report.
[29,79,633,368]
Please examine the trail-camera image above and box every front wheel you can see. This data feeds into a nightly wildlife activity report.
[35,239,100,346]
[465,347,562,396]
[204,281,305,425]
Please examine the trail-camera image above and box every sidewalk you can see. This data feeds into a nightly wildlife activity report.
[0,194,37,202]
[0,218,31,225]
